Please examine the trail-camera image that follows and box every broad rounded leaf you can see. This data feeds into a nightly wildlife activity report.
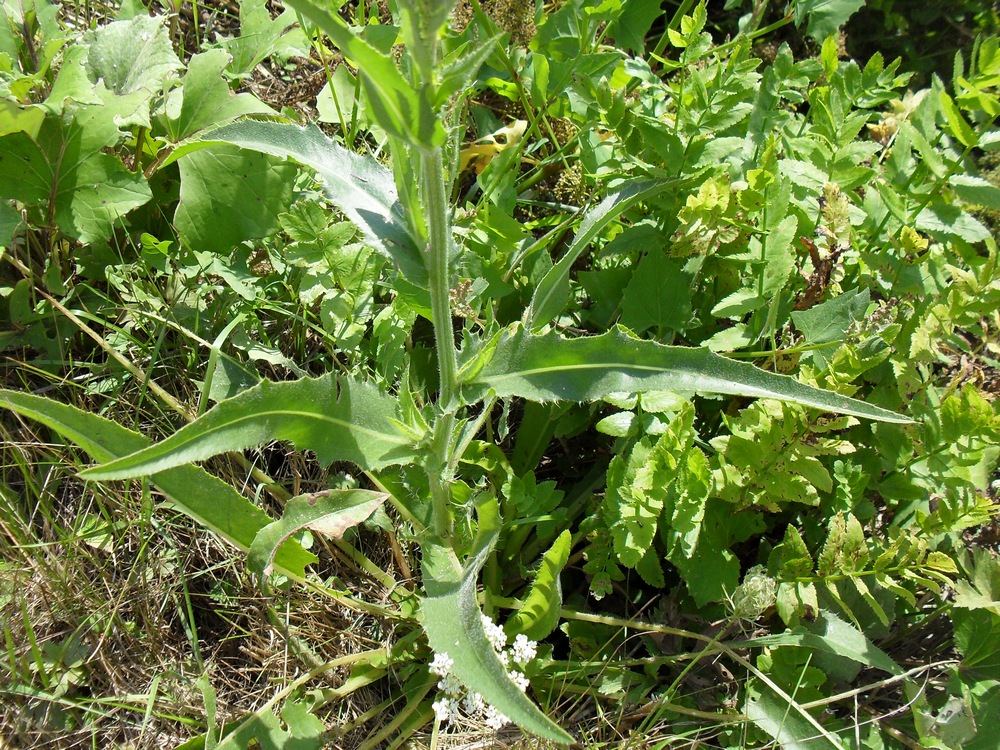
[85,15,182,98]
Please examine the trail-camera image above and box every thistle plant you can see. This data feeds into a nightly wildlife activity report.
[0,0,916,743]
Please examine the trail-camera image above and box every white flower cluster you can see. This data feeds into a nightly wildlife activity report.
[429,614,539,731]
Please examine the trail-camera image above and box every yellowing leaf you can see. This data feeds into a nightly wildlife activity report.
[459,119,528,174]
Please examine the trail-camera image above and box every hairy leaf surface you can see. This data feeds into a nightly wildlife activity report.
[421,533,574,744]
[79,375,414,480]
[283,0,442,147]
[505,530,572,641]
[201,119,426,285]
[461,326,912,423]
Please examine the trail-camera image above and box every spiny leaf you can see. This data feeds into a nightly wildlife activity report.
[79,375,415,481]
[0,389,315,577]
[461,325,913,424]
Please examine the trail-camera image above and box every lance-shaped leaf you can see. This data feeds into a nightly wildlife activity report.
[79,375,415,481]
[527,175,704,330]
[460,326,912,424]
[201,119,427,286]
[249,489,387,579]
[421,526,574,744]
[736,609,902,676]
[0,389,315,577]
[505,530,572,642]
[283,0,443,148]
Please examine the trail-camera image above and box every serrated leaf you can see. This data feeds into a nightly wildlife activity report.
[249,489,387,579]
[506,530,572,641]
[220,0,306,78]
[165,49,276,141]
[769,525,814,578]
[665,500,743,607]
[85,15,181,99]
[791,289,870,348]
[940,90,978,148]
[201,120,425,285]
[776,581,819,626]
[461,325,912,424]
[916,202,991,243]
[671,441,711,557]
[607,0,663,53]
[817,513,869,575]
[214,696,325,750]
[0,389,315,577]
[796,0,865,43]
[78,375,414,481]
[955,549,1000,614]
[420,537,573,743]
[952,174,1000,209]
[954,608,1000,680]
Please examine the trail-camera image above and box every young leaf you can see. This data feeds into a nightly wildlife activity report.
[249,489,387,580]
[816,513,869,576]
[421,536,574,743]
[79,375,415,481]
[0,389,316,577]
[283,0,443,148]
[460,326,913,423]
[505,530,572,641]
[201,119,426,286]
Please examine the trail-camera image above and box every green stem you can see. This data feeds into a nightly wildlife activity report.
[422,145,460,540]
[423,147,459,407]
